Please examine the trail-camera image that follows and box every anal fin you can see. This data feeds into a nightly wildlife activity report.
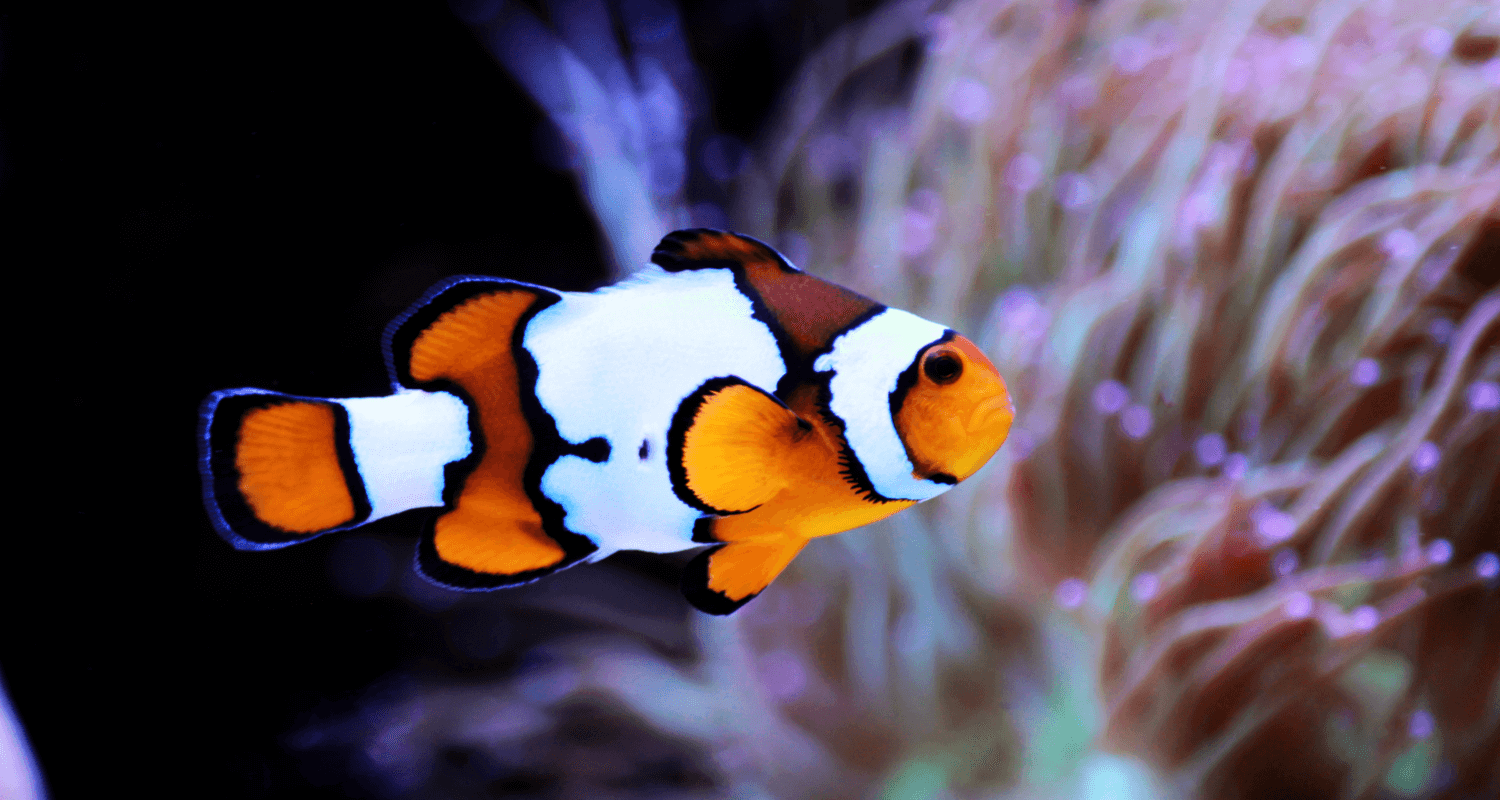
[681,537,807,615]
[417,439,595,589]
[421,490,568,587]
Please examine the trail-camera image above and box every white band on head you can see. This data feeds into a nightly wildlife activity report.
[814,308,952,502]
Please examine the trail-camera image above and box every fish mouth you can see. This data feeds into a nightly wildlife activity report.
[967,393,1016,435]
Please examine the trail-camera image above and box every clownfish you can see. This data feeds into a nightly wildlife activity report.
[199,230,1013,614]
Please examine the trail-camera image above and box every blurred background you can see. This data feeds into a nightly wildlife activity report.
[5,0,1498,797]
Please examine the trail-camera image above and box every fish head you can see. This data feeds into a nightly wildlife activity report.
[892,333,1013,484]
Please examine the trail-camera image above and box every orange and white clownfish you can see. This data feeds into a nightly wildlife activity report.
[199,230,1014,614]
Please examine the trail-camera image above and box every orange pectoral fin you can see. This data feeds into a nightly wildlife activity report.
[669,377,806,515]
[680,537,807,615]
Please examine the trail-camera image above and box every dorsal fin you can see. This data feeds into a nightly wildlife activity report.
[384,276,560,391]
[651,228,797,274]
[649,229,882,365]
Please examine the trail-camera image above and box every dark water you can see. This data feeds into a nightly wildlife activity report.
[3,1,890,796]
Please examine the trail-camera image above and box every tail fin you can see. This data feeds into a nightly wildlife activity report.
[199,388,472,549]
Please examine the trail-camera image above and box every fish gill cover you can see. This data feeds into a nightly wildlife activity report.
[295,0,1500,797]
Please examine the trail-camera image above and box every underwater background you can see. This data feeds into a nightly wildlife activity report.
[5,0,1498,797]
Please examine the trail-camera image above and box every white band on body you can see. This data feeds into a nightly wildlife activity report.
[339,390,472,522]
[814,308,952,502]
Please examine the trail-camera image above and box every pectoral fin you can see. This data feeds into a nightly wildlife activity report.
[667,377,809,516]
[680,537,807,615]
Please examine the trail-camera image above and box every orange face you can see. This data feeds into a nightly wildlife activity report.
[893,335,1014,483]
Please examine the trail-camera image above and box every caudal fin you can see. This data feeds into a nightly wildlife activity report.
[199,388,472,549]
[200,390,370,548]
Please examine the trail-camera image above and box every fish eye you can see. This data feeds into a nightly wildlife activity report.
[923,351,963,385]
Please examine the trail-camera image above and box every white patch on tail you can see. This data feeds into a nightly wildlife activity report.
[338,390,471,522]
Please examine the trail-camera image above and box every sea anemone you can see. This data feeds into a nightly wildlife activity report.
[728,0,1500,797]
[346,0,1500,797]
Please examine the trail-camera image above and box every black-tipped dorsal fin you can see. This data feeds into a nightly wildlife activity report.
[650,229,796,273]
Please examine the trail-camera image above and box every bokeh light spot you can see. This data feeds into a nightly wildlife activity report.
[1092,380,1129,414]
[1005,153,1043,192]
[1194,432,1226,467]
[1466,380,1500,412]
[1385,736,1437,796]
[1284,592,1313,619]
[1420,27,1454,58]
[1410,441,1441,474]
[1253,503,1296,546]
[1382,228,1420,261]
[1057,173,1095,209]
[948,78,992,123]
[1408,709,1434,739]
[1079,753,1159,800]
[1055,578,1088,609]
[1120,405,1153,439]
[1350,357,1381,387]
